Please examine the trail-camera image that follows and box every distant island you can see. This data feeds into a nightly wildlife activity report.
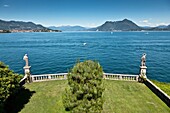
[0,19,61,33]
[90,19,142,31]
[1,18,170,32]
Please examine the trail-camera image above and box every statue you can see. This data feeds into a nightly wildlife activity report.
[138,53,147,82]
[23,54,29,67]
[23,54,31,83]
[141,53,146,66]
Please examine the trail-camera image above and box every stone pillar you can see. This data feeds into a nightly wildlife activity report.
[119,75,122,80]
[64,74,67,79]
[23,54,31,83]
[103,74,106,79]
[138,53,147,82]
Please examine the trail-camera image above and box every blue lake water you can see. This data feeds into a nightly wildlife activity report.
[0,32,170,82]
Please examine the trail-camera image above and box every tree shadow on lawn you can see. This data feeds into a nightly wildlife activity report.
[4,87,35,113]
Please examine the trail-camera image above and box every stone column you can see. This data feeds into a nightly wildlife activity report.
[103,74,106,79]
[119,75,122,80]
[138,53,147,82]
[23,54,31,83]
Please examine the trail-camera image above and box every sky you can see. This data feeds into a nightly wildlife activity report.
[0,0,170,27]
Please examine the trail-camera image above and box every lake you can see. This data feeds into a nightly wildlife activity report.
[0,31,170,82]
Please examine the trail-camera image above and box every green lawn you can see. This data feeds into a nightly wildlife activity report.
[13,80,170,113]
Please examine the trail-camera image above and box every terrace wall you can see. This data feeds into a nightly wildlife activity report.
[144,79,170,107]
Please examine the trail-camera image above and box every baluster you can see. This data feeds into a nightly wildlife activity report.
[120,75,121,80]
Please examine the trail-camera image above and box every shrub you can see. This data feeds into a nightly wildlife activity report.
[63,60,104,113]
[0,62,22,112]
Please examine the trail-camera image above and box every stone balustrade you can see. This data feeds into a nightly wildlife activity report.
[29,73,139,82]
[31,73,67,82]
[144,79,170,107]
[103,73,138,81]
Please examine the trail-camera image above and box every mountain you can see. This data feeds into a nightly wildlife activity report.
[0,19,62,32]
[143,24,170,31]
[1,18,169,32]
[89,19,142,31]
[88,19,170,31]
[167,25,170,30]
[157,25,167,29]
[48,25,87,31]
[48,26,59,30]
[0,19,48,30]
[140,26,152,29]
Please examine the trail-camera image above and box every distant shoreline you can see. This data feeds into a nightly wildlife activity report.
[1,30,170,33]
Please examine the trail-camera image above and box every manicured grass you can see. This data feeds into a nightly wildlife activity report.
[17,80,170,113]
[103,80,170,113]
[151,80,170,96]
[19,80,68,113]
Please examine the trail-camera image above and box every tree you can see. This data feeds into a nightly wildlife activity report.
[0,62,22,112]
[63,60,104,113]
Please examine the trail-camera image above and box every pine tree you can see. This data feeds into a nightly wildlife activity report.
[63,60,104,113]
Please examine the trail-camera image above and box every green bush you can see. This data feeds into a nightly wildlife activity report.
[0,62,22,112]
[63,60,104,113]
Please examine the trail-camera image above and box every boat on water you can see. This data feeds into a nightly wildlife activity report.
[83,43,87,45]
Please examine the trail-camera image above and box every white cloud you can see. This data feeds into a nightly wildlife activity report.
[139,19,154,26]
[3,5,9,7]
[86,23,98,27]
[140,20,149,23]
[143,20,148,23]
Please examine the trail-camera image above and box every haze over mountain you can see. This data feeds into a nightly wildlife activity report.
[48,25,87,31]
